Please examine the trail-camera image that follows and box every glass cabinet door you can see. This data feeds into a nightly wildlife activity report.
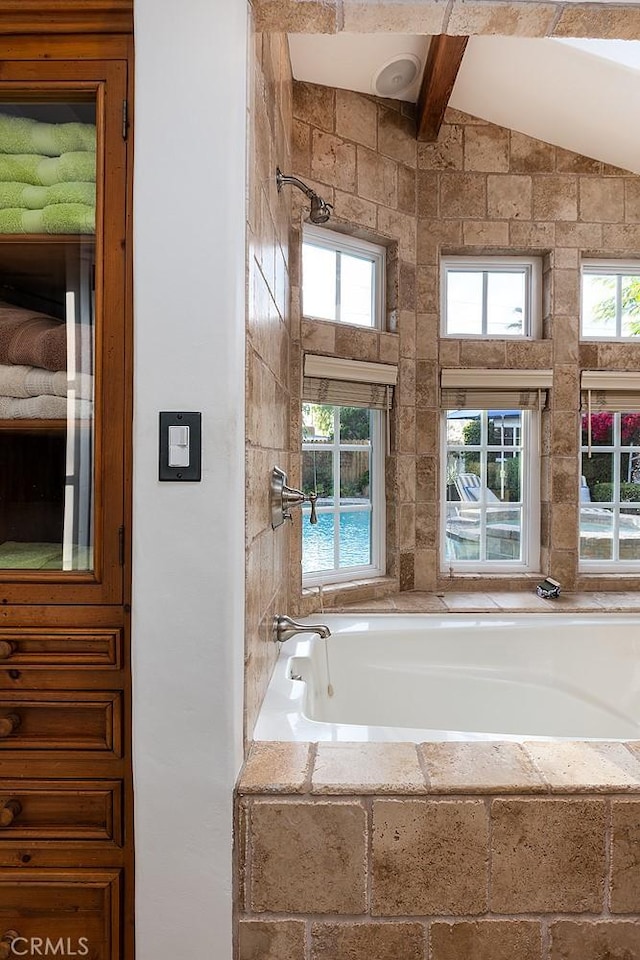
[0,64,128,604]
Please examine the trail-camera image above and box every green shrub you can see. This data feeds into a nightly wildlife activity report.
[593,482,640,502]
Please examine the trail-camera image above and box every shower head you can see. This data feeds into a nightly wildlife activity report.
[309,193,332,224]
[276,167,332,224]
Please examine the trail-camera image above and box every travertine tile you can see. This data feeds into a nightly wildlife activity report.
[379,332,400,363]
[510,220,555,247]
[448,0,557,37]
[625,179,640,222]
[357,145,397,207]
[372,799,488,915]
[311,922,425,960]
[504,340,553,368]
[391,590,447,612]
[399,551,415,590]
[293,81,335,131]
[602,223,640,250]
[417,218,463,264]
[555,221,603,247]
[254,0,338,33]
[342,0,448,33]
[553,269,580,316]
[431,920,542,960]
[292,119,311,177]
[440,173,486,218]
[510,131,555,174]
[334,324,379,361]
[464,125,509,172]
[463,220,509,246]
[377,207,416,261]
[250,800,367,913]
[487,174,532,220]
[553,5,640,40]
[416,312,438,358]
[491,799,606,913]
[417,170,439,218]
[611,799,640,913]
[336,89,376,149]
[238,920,306,960]
[333,190,377,229]
[553,316,579,363]
[551,456,579,502]
[378,107,417,168]
[549,921,640,959]
[312,130,356,193]
[532,176,577,221]
[525,742,640,793]
[421,742,545,794]
[556,148,602,175]
[550,503,578,551]
[579,177,625,223]
[239,741,312,794]
[418,124,463,171]
[313,743,425,794]
[301,318,336,352]
[398,164,417,215]
[460,339,506,367]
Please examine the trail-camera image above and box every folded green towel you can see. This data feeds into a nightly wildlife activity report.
[0,152,96,186]
[0,182,95,210]
[0,204,94,234]
[0,114,95,156]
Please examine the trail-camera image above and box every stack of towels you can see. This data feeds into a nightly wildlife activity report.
[0,112,95,234]
[0,300,92,419]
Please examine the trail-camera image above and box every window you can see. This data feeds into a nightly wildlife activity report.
[302,225,385,328]
[442,409,539,571]
[580,411,640,567]
[301,404,384,584]
[581,260,640,339]
[441,256,541,338]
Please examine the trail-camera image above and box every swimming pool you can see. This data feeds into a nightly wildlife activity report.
[302,510,371,573]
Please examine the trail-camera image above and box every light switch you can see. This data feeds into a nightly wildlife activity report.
[168,425,190,467]
[159,412,202,481]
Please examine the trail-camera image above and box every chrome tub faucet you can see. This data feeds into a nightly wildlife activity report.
[273,615,331,643]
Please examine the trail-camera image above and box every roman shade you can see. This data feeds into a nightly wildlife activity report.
[303,354,398,453]
[581,371,640,413]
[440,368,552,410]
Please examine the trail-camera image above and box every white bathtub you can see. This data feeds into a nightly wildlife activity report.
[253,614,640,742]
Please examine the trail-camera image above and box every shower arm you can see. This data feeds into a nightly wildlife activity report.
[276,168,318,201]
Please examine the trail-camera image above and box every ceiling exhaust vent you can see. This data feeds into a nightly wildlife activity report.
[372,54,420,98]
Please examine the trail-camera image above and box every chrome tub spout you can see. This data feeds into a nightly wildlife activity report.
[273,615,331,643]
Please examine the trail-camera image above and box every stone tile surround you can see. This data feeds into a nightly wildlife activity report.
[236,740,640,959]
[253,0,640,40]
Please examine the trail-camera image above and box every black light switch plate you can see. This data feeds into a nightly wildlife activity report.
[159,411,202,481]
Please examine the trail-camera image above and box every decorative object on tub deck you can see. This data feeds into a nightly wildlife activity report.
[271,465,318,528]
[275,167,333,223]
[536,577,561,599]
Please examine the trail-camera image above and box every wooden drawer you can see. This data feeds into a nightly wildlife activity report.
[0,781,122,844]
[0,693,122,756]
[0,631,121,669]
[0,869,120,960]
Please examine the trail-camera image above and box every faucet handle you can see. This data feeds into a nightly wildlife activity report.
[307,491,318,525]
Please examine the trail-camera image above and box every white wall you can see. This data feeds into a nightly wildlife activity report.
[132,0,246,957]
[451,36,640,175]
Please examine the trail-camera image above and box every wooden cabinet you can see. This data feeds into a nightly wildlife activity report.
[0,9,133,960]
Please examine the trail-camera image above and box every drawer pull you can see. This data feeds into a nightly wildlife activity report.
[0,641,13,661]
[0,799,21,827]
[0,714,20,739]
[0,932,18,960]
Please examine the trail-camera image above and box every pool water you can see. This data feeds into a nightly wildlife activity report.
[303,510,371,573]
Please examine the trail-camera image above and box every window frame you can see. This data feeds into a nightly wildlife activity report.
[579,410,640,571]
[580,259,640,341]
[440,255,542,339]
[440,408,540,574]
[301,404,386,586]
[302,224,386,330]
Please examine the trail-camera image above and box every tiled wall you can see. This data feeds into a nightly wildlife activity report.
[236,741,640,960]
[288,81,640,602]
[245,19,294,739]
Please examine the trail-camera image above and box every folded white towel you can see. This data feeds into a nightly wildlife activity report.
[0,394,93,419]
[0,364,93,400]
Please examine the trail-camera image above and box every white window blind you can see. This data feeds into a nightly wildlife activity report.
[440,369,552,410]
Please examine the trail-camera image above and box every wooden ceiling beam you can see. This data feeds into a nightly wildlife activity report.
[416,35,469,142]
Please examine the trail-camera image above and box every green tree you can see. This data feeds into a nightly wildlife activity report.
[593,276,640,334]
